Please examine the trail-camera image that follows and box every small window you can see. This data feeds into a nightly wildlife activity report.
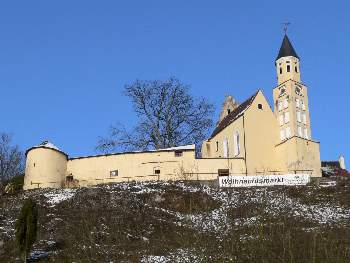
[302,113,307,124]
[110,170,118,177]
[298,126,303,137]
[285,127,291,138]
[218,169,229,177]
[258,104,263,110]
[216,141,219,152]
[33,163,36,167]
[223,139,229,158]
[295,66,298,73]
[301,101,306,110]
[287,65,291,72]
[279,115,284,126]
[297,111,301,122]
[154,169,161,175]
[279,87,286,97]
[175,151,183,157]
[227,109,231,114]
[278,101,283,111]
[284,112,290,124]
[66,175,74,182]
[280,129,286,141]
[234,131,240,156]
[279,67,282,74]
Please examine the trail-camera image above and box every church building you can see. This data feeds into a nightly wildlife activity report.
[23,34,322,190]
[201,34,321,176]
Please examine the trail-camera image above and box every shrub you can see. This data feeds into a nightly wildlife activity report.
[15,199,38,263]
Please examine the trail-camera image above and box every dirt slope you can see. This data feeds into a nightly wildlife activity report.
[0,179,349,262]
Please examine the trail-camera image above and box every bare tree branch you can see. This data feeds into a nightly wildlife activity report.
[96,78,214,154]
[0,132,24,183]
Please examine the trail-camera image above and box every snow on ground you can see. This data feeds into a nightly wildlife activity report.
[141,248,199,263]
[118,181,350,236]
[43,188,77,206]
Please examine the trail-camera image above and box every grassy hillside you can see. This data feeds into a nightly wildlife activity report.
[0,178,349,262]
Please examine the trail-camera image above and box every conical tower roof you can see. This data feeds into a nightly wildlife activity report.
[276,34,299,61]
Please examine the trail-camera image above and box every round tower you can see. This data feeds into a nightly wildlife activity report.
[24,141,68,190]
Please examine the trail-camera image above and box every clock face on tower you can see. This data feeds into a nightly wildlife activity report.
[295,86,302,95]
[279,86,286,97]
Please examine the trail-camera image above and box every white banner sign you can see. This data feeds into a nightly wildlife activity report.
[219,174,310,187]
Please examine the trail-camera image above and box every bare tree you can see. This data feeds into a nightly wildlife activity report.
[0,133,24,183]
[96,78,214,154]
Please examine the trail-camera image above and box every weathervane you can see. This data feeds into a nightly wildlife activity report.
[283,22,291,35]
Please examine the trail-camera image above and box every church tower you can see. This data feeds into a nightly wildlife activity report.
[272,34,312,142]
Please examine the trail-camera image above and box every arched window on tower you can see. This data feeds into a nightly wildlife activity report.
[287,65,291,72]
[234,131,240,156]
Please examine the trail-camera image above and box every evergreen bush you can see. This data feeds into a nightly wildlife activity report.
[15,199,38,263]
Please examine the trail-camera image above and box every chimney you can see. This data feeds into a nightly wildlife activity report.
[339,155,346,170]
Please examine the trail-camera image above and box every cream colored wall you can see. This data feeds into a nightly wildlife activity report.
[275,137,321,177]
[67,150,195,187]
[24,148,67,190]
[202,116,245,160]
[243,91,282,174]
[66,150,247,187]
[194,158,246,177]
[23,146,249,189]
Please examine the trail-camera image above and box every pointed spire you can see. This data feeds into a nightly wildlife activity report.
[276,34,299,61]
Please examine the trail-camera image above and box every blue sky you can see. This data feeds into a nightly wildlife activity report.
[0,1,349,161]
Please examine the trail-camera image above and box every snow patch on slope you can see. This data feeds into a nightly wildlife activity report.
[44,189,77,206]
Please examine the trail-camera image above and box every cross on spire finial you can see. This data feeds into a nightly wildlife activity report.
[283,22,291,35]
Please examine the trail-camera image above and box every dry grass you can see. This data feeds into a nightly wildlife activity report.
[0,178,349,262]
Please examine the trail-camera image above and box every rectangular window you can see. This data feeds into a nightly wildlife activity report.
[284,112,290,124]
[110,170,118,177]
[66,175,74,182]
[302,113,307,124]
[278,101,282,111]
[280,129,286,141]
[223,139,229,158]
[234,132,240,156]
[296,98,300,108]
[218,169,229,177]
[154,169,161,175]
[298,126,303,137]
[297,111,301,122]
[279,115,284,126]
[304,128,308,139]
[174,151,183,157]
[216,141,219,152]
[286,127,291,138]
[284,99,289,109]
[302,101,306,110]
[287,65,291,72]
